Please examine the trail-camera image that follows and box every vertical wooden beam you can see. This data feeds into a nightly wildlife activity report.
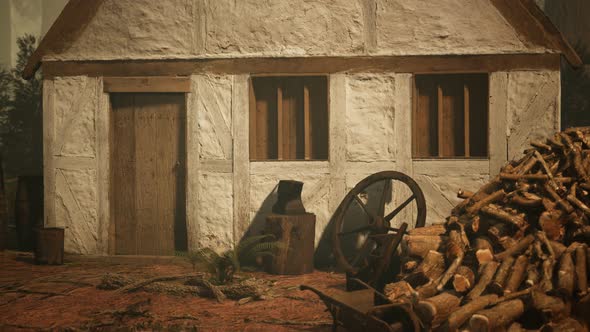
[394,74,415,226]
[232,75,250,245]
[361,0,377,53]
[412,91,418,157]
[304,83,311,160]
[185,75,201,251]
[277,85,283,160]
[437,84,444,157]
[464,84,471,158]
[329,75,347,213]
[95,77,111,254]
[248,79,257,160]
[489,72,508,176]
[42,79,56,228]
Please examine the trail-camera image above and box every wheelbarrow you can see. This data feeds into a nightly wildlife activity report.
[301,171,427,331]
[300,278,422,332]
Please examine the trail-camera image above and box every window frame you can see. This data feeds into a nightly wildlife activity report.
[411,72,490,160]
[248,74,330,162]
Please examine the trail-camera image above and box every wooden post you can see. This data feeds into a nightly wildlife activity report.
[249,79,257,160]
[303,83,311,160]
[464,84,470,157]
[437,84,444,157]
[277,85,283,160]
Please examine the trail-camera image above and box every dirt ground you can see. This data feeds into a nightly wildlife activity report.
[0,251,345,331]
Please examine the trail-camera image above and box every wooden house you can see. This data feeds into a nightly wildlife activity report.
[24,0,581,255]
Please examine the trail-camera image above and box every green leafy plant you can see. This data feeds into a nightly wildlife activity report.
[176,234,283,285]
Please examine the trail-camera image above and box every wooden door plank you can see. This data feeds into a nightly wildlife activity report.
[155,94,179,255]
[134,95,159,255]
[111,94,137,255]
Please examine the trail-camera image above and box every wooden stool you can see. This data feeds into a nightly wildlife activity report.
[265,213,315,275]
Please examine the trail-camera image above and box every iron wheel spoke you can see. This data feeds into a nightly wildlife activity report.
[384,194,416,222]
[353,195,376,219]
[377,179,391,218]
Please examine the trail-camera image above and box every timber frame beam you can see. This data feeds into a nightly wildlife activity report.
[42,54,561,78]
[103,76,191,93]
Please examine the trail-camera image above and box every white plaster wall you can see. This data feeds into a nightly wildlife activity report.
[346,74,396,162]
[507,71,560,160]
[48,76,101,254]
[44,0,550,62]
[45,70,561,256]
[375,0,544,55]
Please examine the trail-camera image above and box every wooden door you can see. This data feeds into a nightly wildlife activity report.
[111,93,186,255]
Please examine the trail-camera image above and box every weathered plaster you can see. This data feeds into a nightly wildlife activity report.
[375,0,544,55]
[55,168,99,254]
[195,74,233,160]
[197,172,234,250]
[346,74,396,162]
[507,71,560,160]
[53,76,96,157]
[45,0,549,61]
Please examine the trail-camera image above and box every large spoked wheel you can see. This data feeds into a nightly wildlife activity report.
[331,171,426,273]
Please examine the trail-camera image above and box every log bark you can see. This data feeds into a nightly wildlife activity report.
[575,244,588,296]
[404,235,446,258]
[384,280,415,303]
[457,189,474,199]
[416,250,446,281]
[549,241,566,259]
[488,223,509,242]
[404,250,445,288]
[540,318,585,332]
[539,210,565,241]
[504,255,528,294]
[437,230,466,291]
[467,190,506,215]
[481,205,526,229]
[469,299,525,332]
[488,256,515,295]
[414,292,461,327]
[525,263,540,287]
[466,261,499,302]
[474,237,494,252]
[557,251,574,297]
[495,234,535,261]
[408,224,446,236]
[444,294,498,332]
[531,290,568,321]
[540,258,556,292]
[452,265,475,293]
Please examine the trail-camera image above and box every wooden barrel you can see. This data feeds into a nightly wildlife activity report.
[15,176,43,251]
[35,227,64,265]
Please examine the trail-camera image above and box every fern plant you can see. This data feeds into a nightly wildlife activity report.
[177,234,283,285]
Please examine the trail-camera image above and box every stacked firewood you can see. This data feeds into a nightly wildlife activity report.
[390,127,590,331]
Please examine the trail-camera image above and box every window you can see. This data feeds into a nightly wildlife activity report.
[249,76,328,161]
[413,74,488,158]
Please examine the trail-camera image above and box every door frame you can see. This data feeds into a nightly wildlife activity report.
[101,76,192,255]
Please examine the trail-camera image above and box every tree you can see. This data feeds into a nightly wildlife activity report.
[0,34,43,177]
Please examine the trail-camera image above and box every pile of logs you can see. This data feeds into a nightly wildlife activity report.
[390,127,590,331]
